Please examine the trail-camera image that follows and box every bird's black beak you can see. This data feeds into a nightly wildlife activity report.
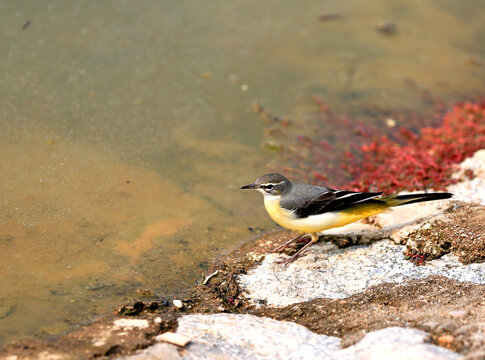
[241,183,257,189]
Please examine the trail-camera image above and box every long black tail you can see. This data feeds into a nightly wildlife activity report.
[382,192,453,207]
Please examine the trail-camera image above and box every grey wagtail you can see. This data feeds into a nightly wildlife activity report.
[241,173,452,264]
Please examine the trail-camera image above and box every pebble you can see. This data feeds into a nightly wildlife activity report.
[156,331,191,347]
[375,21,398,35]
[438,334,455,348]
[173,299,183,309]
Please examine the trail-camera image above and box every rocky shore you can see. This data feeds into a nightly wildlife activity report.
[2,150,484,360]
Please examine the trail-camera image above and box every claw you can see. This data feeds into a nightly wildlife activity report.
[276,233,320,264]
[271,234,305,253]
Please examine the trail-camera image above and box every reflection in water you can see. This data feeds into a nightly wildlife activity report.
[1,0,485,348]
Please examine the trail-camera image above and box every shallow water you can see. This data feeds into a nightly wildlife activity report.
[1,0,484,347]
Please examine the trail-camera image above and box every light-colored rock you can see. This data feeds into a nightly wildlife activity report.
[127,315,461,360]
[156,332,191,347]
[389,222,423,244]
[238,240,485,306]
[36,352,67,360]
[338,327,461,360]
[173,299,184,309]
[120,343,181,360]
[177,313,341,360]
[449,149,485,205]
[371,199,452,230]
[320,221,376,235]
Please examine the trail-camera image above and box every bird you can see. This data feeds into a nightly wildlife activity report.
[241,173,453,264]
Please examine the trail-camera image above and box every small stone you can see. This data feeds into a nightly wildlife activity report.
[438,334,454,347]
[172,299,183,309]
[156,332,191,347]
[318,13,342,22]
[385,118,396,127]
[375,21,398,35]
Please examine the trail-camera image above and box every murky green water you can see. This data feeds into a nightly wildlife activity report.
[1,0,484,348]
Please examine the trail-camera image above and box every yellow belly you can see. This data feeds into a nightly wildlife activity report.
[264,196,299,230]
[264,196,389,233]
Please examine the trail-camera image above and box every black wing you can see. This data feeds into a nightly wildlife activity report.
[321,190,383,213]
[281,184,382,218]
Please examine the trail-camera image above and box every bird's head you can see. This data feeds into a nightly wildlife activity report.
[241,173,291,196]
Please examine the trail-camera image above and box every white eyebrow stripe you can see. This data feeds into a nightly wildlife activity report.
[262,181,286,186]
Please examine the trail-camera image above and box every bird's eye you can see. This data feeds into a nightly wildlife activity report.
[266,184,274,190]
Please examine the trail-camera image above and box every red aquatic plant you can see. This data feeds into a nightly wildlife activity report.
[343,101,485,193]
[257,97,484,193]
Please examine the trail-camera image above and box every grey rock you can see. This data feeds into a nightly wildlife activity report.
[120,342,181,360]
[238,240,485,307]
[125,314,461,360]
[338,327,461,360]
[177,313,340,360]
[449,149,485,205]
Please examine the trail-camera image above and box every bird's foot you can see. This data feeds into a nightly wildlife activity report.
[276,234,319,265]
[271,234,306,253]
[276,251,305,265]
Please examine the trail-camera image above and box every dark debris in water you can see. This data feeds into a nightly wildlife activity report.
[318,13,343,22]
[115,298,170,316]
[375,21,398,35]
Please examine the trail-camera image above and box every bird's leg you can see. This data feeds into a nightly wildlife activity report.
[276,233,320,264]
[271,233,306,253]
